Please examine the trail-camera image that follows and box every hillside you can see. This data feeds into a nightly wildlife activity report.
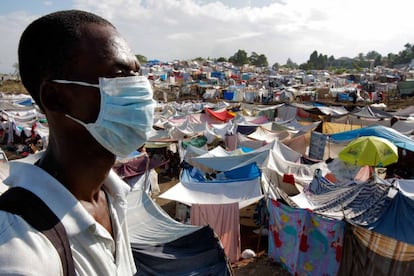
[0,79,28,95]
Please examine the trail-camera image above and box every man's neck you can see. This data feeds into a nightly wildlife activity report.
[36,149,114,202]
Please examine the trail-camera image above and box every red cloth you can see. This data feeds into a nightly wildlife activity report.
[205,108,235,122]
[282,173,295,185]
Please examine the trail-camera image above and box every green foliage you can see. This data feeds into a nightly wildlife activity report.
[12,63,20,79]
[193,57,205,62]
[135,54,147,65]
[137,42,414,71]
[298,42,414,70]
[249,52,268,67]
[334,68,348,75]
[227,50,269,67]
[229,49,249,66]
[285,58,298,69]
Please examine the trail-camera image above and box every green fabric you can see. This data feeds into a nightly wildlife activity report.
[181,136,208,149]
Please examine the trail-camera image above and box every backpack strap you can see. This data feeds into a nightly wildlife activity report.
[0,187,75,276]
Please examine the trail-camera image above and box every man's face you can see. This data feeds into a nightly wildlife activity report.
[64,23,140,123]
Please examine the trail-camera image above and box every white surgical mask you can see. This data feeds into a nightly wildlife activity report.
[53,76,155,158]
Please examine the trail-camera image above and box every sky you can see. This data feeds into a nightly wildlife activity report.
[0,0,412,74]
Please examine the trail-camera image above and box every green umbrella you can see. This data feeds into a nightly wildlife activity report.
[338,136,398,167]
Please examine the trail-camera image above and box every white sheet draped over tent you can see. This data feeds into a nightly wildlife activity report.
[127,188,201,245]
[190,141,273,171]
[158,176,263,209]
[190,140,303,172]
[247,126,290,143]
[236,132,266,149]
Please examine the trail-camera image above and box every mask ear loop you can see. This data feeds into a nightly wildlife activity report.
[52,79,100,88]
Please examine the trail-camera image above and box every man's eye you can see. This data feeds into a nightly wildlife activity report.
[115,70,139,76]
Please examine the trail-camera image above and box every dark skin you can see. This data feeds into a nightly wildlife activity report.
[36,23,140,235]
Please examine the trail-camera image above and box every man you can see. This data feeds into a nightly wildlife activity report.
[0,10,154,275]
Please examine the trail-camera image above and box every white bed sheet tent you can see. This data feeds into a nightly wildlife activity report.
[158,164,263,209]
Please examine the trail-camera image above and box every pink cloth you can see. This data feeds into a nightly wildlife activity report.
[190,202,240,263]
[225,135,237,151]
[354,165,372,182]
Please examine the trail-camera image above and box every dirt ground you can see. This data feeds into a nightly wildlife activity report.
[153,177,291,276]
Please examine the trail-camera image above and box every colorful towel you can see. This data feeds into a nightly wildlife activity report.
[268,199,345,275]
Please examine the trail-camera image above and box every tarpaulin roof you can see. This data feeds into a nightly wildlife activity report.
[330,125,414,152]
[158,163,263,209]
[391,105,414,118]
[190,141,276,171]
[350,106,393,119]
[205,108,235,122]
[191,140,302,172]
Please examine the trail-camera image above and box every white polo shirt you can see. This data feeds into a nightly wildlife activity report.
[0,160,137,276]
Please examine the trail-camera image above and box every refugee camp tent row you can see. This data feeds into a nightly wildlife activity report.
[157,106,414,275]
[2,90,414,274]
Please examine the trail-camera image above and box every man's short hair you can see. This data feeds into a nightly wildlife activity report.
[18,10,114,110]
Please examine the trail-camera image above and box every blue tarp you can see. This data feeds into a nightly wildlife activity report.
[223,90,234,101]
[330,125,414,152]
[223,162,261,179]
[132,226,231,276]
[368,191,414,245]
[181,162,261,183]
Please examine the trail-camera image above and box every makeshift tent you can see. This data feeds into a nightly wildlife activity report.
[159,162,263,263]
[267,199,345,276]
[127,188,232,275]
[205,108,235,122]
[189,141,280,171]
[158,162,263,209]
[330,125,414,152]
[267,169,414,275]
[350,106,393,119]
[338,224,414,275]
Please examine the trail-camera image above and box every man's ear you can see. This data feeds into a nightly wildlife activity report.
[39,81,68,113]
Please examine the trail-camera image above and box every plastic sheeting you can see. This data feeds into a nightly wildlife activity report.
[338,224,414,276]
[190,141,284,171]
[158,165,263,209]
[330,125,414,152]
[131,225,231,276]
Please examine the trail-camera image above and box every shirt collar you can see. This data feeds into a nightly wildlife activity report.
[3,157,130,236]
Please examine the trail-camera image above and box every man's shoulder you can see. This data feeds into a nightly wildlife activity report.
[0,210,39,241]
[0,211,62,274]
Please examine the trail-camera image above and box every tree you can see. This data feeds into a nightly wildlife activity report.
[272,62,280,71]
[13,63,19,79]
[327,55,335,67]
[374,55,382,67]
[366,50,381,60]
[248,52,268,67]
[285,58,297,69]
[229,49,249,66]
[308,50,318,69]
[249,51,259,65]
[216,57,227,62]
[256,54,268,67]
[135,54,147,65]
